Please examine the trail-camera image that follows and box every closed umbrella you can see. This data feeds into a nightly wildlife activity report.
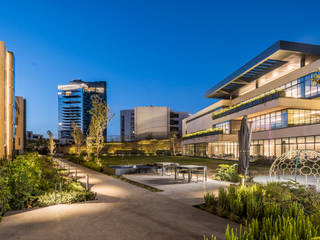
[238,115,251,177]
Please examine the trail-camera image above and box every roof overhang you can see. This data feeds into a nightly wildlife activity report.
[205,40,320,99]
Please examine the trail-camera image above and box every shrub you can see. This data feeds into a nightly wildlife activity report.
[214,164,240,183]
[156,150,171,156]
[203,182,320,240]
[82,160,103,172]
[0,153,96,216]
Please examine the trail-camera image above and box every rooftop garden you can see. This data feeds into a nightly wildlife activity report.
[182,128,222,140]
[212,89,285,120]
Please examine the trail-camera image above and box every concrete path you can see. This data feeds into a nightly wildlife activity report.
[0,159,237,240]
[124,174,231,205]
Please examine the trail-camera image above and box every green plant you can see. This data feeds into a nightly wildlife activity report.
[202,182,320,240]
[214,164,240,183]
[182,128,222,139]
[0,153,96,216]
[212,89,283,120]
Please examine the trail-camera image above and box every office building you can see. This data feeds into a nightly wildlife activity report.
[0,41,14,160]
[15,96,26,154]
[58,80,107,143]
[182,40,320,159]
[120,106,189,141]
[26,131,43,140]
[120,109,135,142]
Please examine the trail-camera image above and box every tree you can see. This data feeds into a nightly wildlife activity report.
[170,132,178,156]
[71,122,83,156]
[86,95,114,162]
[47,130,56,156]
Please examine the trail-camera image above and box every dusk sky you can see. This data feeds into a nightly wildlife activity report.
[1,0,320,137]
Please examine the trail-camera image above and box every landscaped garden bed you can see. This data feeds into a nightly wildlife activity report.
[200,181,320,239]
[0,153,96,220]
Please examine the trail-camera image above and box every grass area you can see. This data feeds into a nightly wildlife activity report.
[65,154,270,177]
[99,155,270,177]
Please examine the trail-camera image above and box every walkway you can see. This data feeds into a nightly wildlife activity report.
[0,159,236,240]
[124,174,231,206]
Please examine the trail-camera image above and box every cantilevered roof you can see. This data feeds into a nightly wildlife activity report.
[205,40,320,99]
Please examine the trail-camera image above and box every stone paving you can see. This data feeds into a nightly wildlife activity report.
[0,159,237,240]
[124,174,231,206]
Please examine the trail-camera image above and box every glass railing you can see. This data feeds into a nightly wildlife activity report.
[212,90,285,120]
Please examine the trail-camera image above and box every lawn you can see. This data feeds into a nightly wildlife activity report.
[98,155,270,176]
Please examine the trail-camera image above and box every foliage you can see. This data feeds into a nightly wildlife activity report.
[86,94,114,162]
[71,122,84,156]
[182,128,222,139]
[36,181,96,207]
[82,160,104,172]
[212,89,283,120]
[170,132,178,155]
[311,68,320,85]
[202,182,320,240]
[213,164,241,182]
[47,130,56,155]
[0,153,96,216]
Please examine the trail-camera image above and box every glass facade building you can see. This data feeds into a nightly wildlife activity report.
[182,41,320,161]
[58,80,107,142]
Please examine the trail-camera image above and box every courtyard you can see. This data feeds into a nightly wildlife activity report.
[0,158,237,240]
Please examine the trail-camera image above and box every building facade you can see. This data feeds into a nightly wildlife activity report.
[58,80,107,143]
[26,131,43,140]
[0,41,14,160]
[182,40,320,159]
[120,109,135,142]
[120,106,189,141]
[15,96,26,154]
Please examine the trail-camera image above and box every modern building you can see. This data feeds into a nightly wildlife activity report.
[58,79,107,143]
[15,96,26,154]
[0,41,14,160]
[182,40,320,159]
[120,106,189,141]
[120,109,135,141]
[26,131,43,140]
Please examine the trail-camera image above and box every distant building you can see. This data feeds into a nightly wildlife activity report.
[120,110,135,142]
[107,135,121,142]
[26,131,43,140]
[58,80,107,143]
[15,96,26,154]
[120,106,189,141]
[0,41,14,160]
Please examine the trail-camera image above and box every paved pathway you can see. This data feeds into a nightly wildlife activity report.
[0,159,236,240]
[124,174,231,206]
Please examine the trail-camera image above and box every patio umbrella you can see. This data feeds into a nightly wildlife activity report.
[238,115,251,176]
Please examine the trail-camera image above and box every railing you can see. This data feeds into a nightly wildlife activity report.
[182,128,223,140]
[212,90,285,120]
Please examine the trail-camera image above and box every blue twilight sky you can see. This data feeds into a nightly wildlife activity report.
[1,0,320,137]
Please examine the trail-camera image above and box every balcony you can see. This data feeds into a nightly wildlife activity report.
[182,128,223,140]
[212,90,285,120]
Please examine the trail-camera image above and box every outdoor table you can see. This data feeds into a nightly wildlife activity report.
[155,162,179,176]
[174,165,207,183]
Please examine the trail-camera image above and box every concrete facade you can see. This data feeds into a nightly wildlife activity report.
[135,106,169,140]
[182,41,320,159]
[0,42,14,160]
[15,96,26,154]
[120,107,189,141]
